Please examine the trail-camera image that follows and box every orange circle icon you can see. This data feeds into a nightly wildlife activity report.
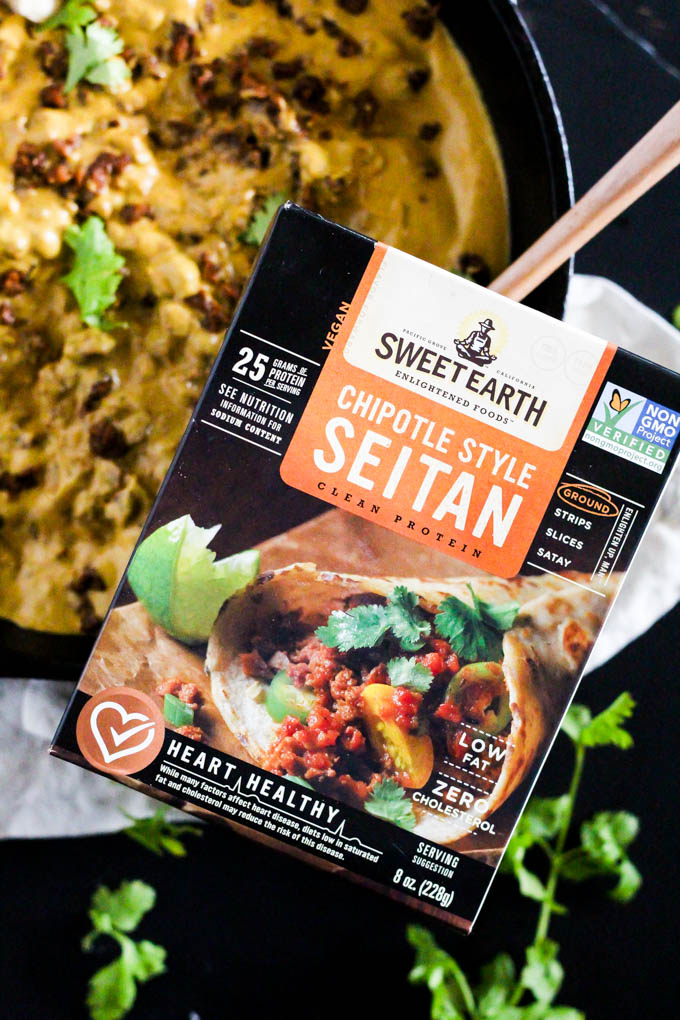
[76,687,165,776]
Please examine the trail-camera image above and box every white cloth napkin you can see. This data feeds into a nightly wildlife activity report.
[564,277,680,668]
[2,275,679,838]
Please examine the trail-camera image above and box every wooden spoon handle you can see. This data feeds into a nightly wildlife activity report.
[490,99,680,302]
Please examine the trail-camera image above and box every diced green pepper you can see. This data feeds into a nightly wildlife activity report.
[265,670,316,723]
[163,693,194,728]
[445,661,511,736]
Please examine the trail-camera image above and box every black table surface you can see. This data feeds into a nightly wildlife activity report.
[3,3,680,1017]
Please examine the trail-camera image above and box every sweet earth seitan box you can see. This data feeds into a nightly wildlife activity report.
[52,204,680,932]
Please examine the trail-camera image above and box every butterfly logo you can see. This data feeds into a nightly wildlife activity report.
[601,386,641,424]
[609,389,630,413]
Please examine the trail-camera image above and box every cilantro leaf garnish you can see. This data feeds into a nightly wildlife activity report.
[85,50,132,90]
[316,604,388,652]
[86,880,156,937]
[387,656,432,693]
[475,952,516,1015]
[365,777,416,830]
[62,216,125,329]
[560,810,642,902]
[515,795,571,844]
[240,192,287,246]
[408,925,476,1017]
[316,587,430,653]
[385,585,431,650]
[500,795,571,908]
[87,937,165,1020]
[435,584,519,662]
[87,955,137,1020]
[122,807,202,858]
[82,881,166,1020]
[476,593,520,632]
[520,938,564,1004]
[561,692,635,749]
[44,3,130,94]
[42,0,97,32]
[65,20,130,93]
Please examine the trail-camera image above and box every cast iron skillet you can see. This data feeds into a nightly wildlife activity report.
[1,0,573,681]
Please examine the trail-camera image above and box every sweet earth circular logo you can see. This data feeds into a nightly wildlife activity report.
[454,311,508,366]
[76,687,165,776]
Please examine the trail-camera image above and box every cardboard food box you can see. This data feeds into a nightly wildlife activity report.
[52,204,680,931]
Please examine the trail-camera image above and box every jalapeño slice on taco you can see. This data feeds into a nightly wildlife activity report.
[206,564,617,844]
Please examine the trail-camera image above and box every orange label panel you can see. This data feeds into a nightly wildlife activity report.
[281,245,616,578]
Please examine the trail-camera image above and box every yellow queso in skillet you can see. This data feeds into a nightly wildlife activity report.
[0,0,508,634]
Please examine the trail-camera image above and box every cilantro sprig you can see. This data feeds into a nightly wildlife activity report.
[560,691,634,749]
[502,693,640,917]
[316,582,517,662]
[316,585,430,653]
[409,927,581,1020]
[43,0,96,31]
[122,807,202,858]
[408,925,477,1017]
[408,691,640,1018]
[240,192,287,246]
[435,584,519,662]
[365,777,416,830]
[82,881,166,1020]
[317,602,388,651]
[385,586,432,650]
[559,810,641,902]
[65,21,130,92]
[387,656,432,693]
[42,1,130,93]
[62,216,125,329]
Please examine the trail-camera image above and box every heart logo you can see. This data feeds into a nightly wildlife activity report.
[90,701,156,764]
[77,687,165,775]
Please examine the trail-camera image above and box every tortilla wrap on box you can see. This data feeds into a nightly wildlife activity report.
[81,508,475,713]
[206,561,619,846]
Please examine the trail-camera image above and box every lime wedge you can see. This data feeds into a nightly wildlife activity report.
[127,514,260,643]
[127,515,188,633]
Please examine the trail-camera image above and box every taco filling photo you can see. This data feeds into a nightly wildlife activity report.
[249,593,510,805]
[206,563,616,840]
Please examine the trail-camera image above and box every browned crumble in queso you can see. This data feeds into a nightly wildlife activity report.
[0,0,507,633]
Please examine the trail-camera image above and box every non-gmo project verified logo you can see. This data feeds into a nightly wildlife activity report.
[583,382,680,474]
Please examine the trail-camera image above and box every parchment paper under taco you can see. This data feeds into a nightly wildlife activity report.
[81,600,249,759]
[256,508,487,579]
[206,563,618,845]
